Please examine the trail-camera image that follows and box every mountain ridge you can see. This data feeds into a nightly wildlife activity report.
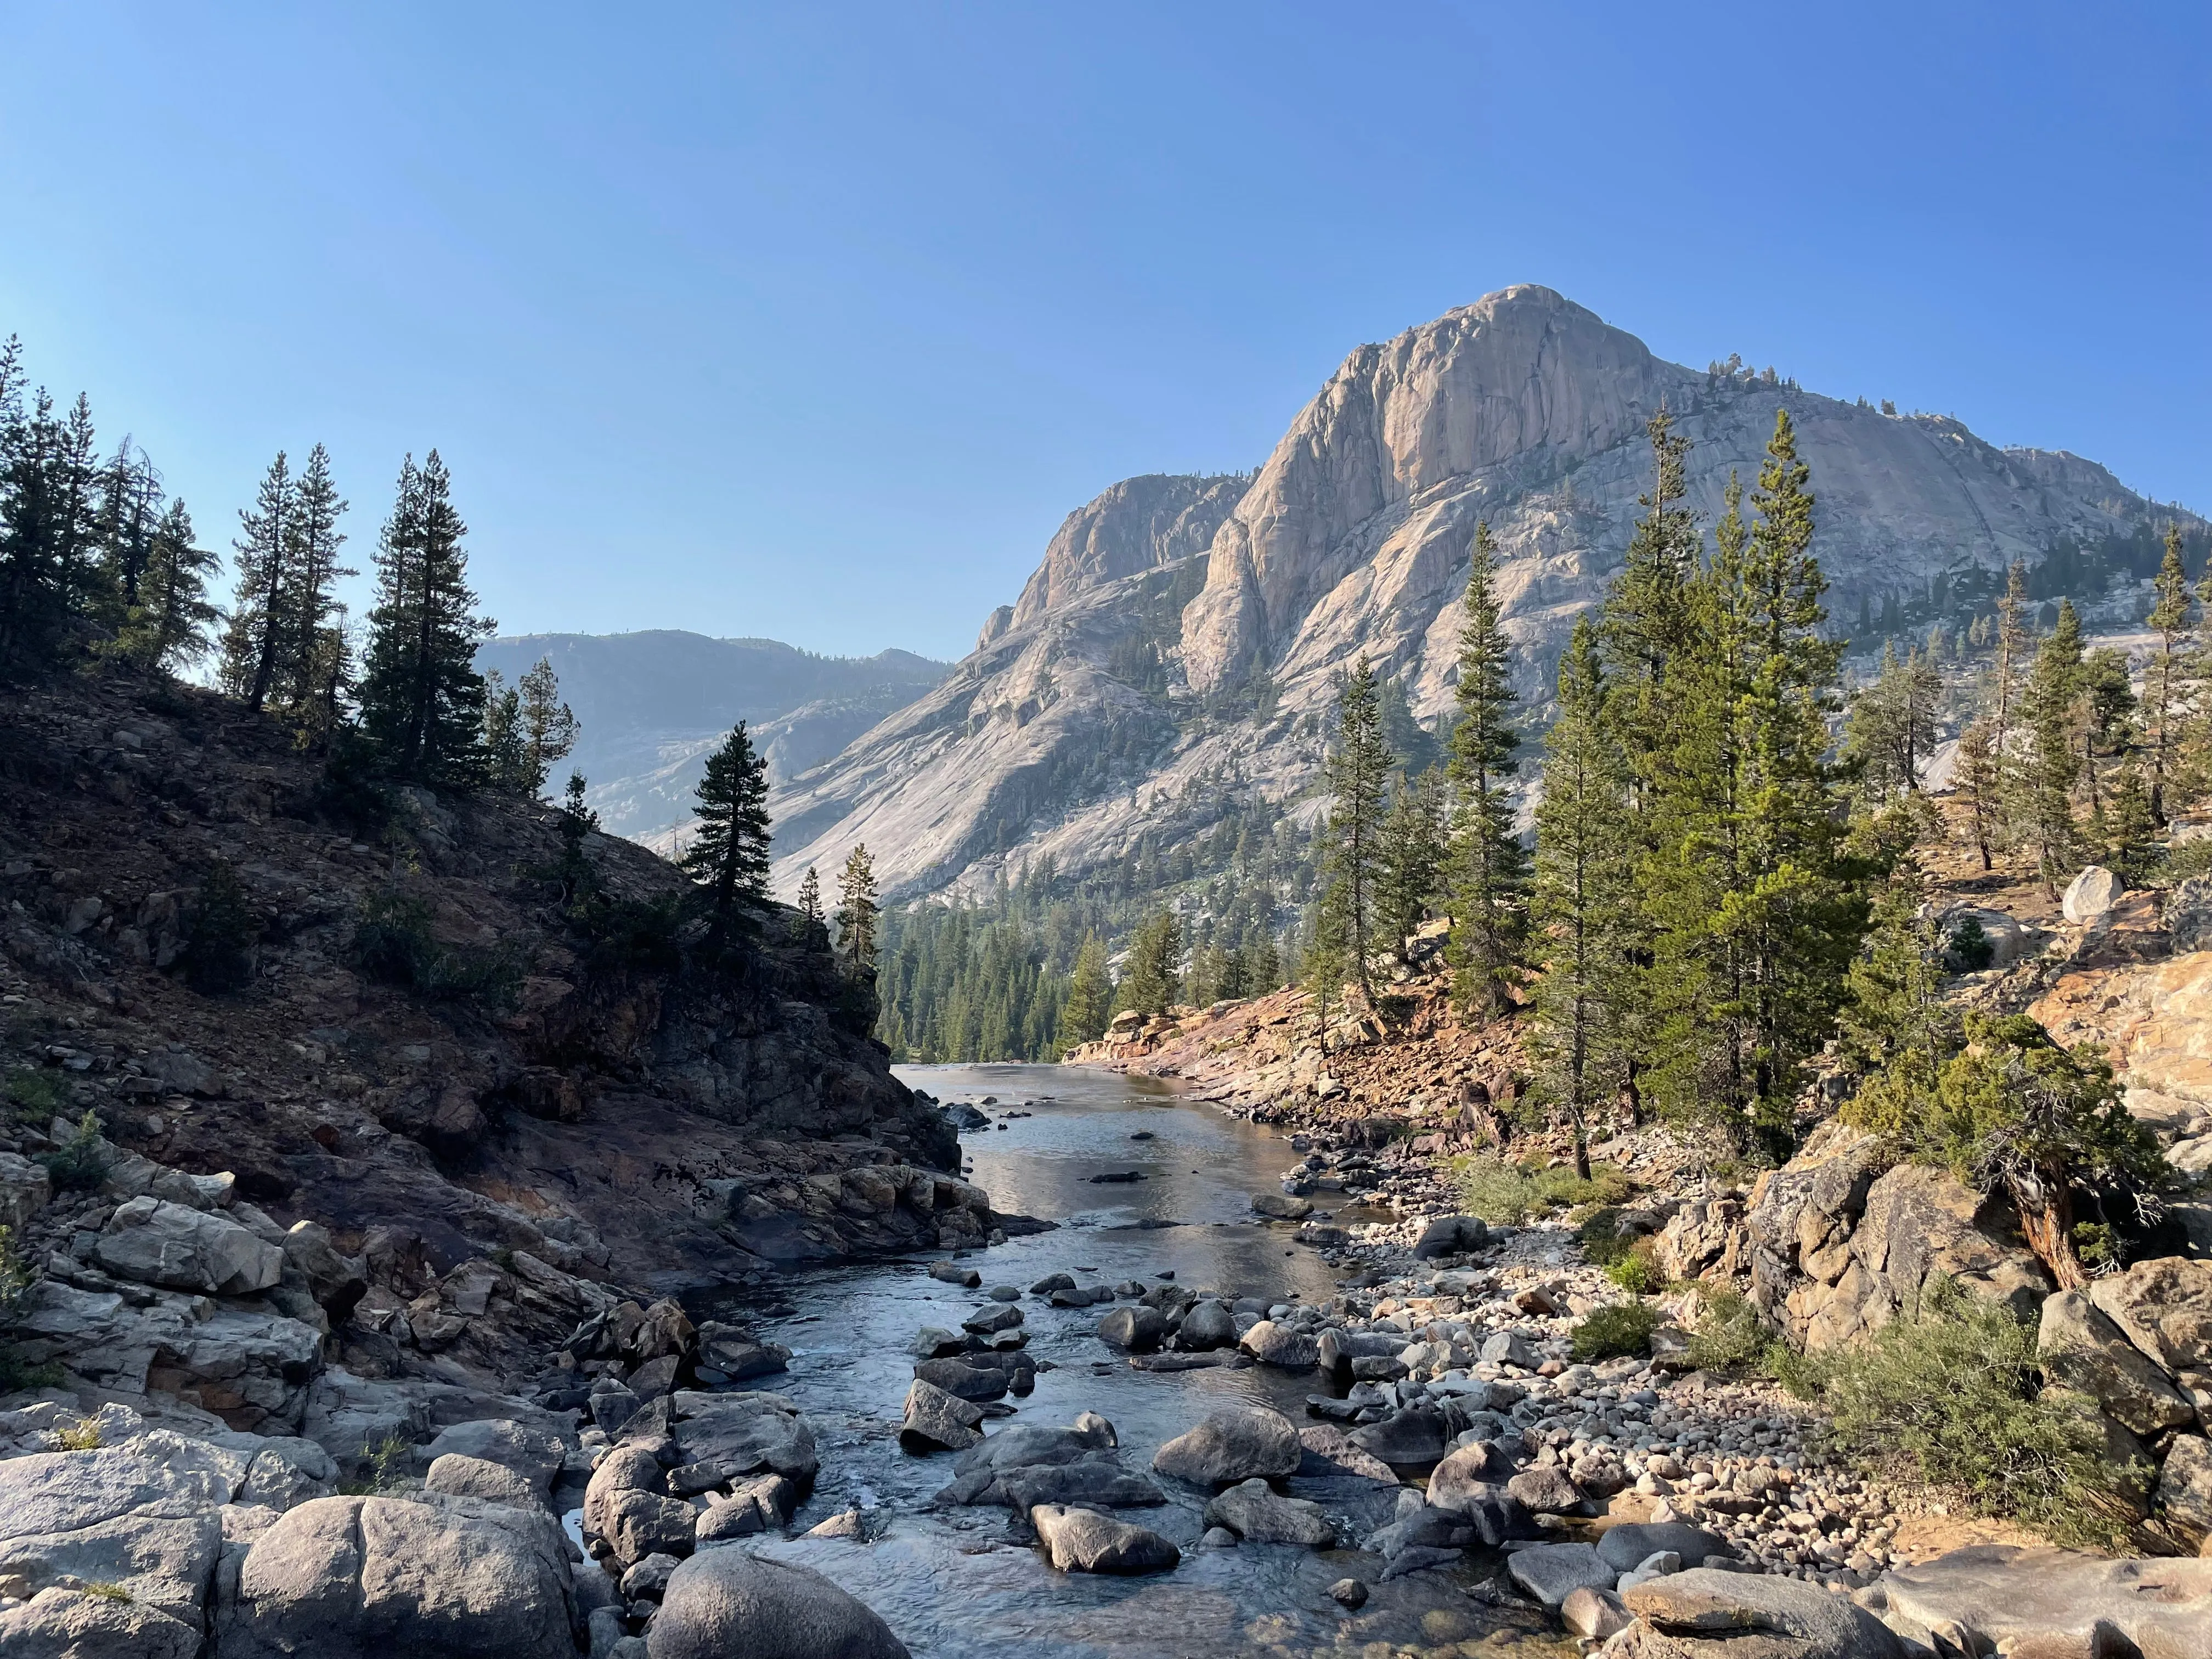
[756,285,2204,906]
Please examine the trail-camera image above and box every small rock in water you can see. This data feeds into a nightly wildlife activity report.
[1030,1273,1075,1295]
[1328,1577,1368,1609]
[1089,1171,1147,1184]
[1130,1131,1154,1140]
[1199,1526,1240,1549]
[930,1263,981,1288]
[803,1508,868,1539]
[985,1285,1022,1302]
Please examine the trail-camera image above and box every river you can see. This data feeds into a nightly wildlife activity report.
[704,1063,1565,1659]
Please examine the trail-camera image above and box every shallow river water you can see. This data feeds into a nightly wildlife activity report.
[707,1064,1565,1659]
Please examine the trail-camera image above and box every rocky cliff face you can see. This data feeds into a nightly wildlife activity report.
[0,668,988,1413]
[769,286,2202,903]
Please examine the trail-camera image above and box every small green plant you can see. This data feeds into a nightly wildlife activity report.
[53,1415,101,1451]
[2073,1221,2120,1272]
[3,1066,61,1124]
[338,1431,412,1495]
[179,859,257,994]
[1946,914,1995,971]
[353,893,523,1008]
[1681,1285,1773,1373]
[80,1581,132,1602]
[1577,1207,1633,1267]
[38,1111,109,1193]
[1460,1156,1637,1225]
[1790,1276,2146,1552]
[1572,1300,1659,1362]
[1605,1243,1663,1295]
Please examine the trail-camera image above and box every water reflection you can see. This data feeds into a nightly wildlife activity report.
[702,1064,1567,1659]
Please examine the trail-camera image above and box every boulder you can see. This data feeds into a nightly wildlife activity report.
[2157,1434,2212,1547]
[94,1197,285,1296]
[583,1444,664,1543]
[1871,1545,2212,1658]
[1561,1584,1633,1640]
[1504,1542,1614,1610]
[1029,1504,1180,1573]
[0,1150,52,1233]
[1596,1521,1732,1573]
[1251,1192,1312,1221]
[912,1358,1014,1403]
[601,1489,697,1566]
[929,1263,980,1288]
[2037,1290,2198,1438]
[2089,1257,2212,1378]
[1346,1402,1451,1469]
[216,1492,576,1659]
[425,1453,541,1510]
[668,1391,819,1486]
[1479,1331,1540,1369]
[1095,1306,1166,1351]
[0,1587,203,1659]
[646,1547,910,1659]
[1152,1406,1301,1486]
[421,1420,565,1501]
[960,1304,1024,1336]
[1201,1479,1335,1546]
[2063,865,2124,924]
[899,1379,984,1453]
[280,1221,366,1316]
[1617,1567,1904,1657]
[1175,1300,1237,1351]
[1426,1442,1508,1510]
[1413,1215,1490,1260]
[1238,1321,1318,1368]
[1506,1466,1584,1514]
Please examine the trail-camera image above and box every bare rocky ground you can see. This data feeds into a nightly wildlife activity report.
[1057,855,2212,1654]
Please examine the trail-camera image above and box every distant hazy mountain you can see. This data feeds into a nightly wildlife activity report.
[767,284,2207,904]
[474,631,949,843]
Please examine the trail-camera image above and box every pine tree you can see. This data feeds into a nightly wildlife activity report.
[481,656,578,797]
[1837,840,1953,1081]
[116,498,219,673]
[1120,911,1183,1018]
[1645,415,1863,1153]
[279,443,352,721]
[357,452,495,785]
[1955,716,2002,871]
[2099,759,2162,889]
[0,360,103,677]
[92,437,163,623]
[1528,617,1633,1177]
[1375,768,1447,958]
[1987,561,2034,831]
[1445,521,1528,1015]
[681,723,772,948]
[1060,933,1111,1047]
[2078,645,2136,821]
[835,842,880,978]
[2143,525,2194,822]
[1845,640,1943,802]
[1317,656,1393,1006]
[2022,599,2086,895]
[796,865,825,949]
[219,451,295,710]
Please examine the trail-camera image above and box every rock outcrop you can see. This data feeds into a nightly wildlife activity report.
[766,285,2202,904]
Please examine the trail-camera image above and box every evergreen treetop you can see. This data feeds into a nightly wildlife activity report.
[681,722,773,948]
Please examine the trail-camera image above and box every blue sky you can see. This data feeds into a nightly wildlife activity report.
[2,3,2204,662]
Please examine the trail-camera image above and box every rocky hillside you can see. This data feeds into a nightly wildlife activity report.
[0,665,1016,1424]
[768,286,2204,902]
[474,630,948,842]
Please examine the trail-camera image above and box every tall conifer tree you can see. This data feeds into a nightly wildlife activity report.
[2143,526,2194,822]
[1528,617,1632,1177]
[1445,521,1527,1015]
[681,723,772,947]
[836,842,880,978]
[1376,769,1447,958]
[280,443,352,720]
[357,452,494,784]
[221,451,294,710]
[1318,656,1393,1006]
[118,499,219,673]
[2022,599,2086,894]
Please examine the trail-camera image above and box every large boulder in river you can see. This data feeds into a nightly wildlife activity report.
[648,1547,909,1659]
[899,1379,984,1452]
[1152,1405,1301,1486]
[216,1492,575,1659]
[1238,1320,1318,1368]
[1095,1305,1166,1351]
[1175,1299,1237,1351]
[1203,1479,1334,1546]
[1616,1567,1903,1657]
[1030,1504,1180,1574]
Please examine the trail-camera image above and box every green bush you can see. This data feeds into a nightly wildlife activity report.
[180,859,257,994]
[1792,1276,2145,1552]
[1578,1207,1633,1267]
[1605,1244,1663,1295]
[353,893,522,1009]
[1946,914,1994,971]
[38,1110,109,1193]
[338,1431,412,1496]
[1572,1300,1659,1362]
[3,1067,61,1124]
[1461,1156,1637,1226]
[1681,1285,1773,1373]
